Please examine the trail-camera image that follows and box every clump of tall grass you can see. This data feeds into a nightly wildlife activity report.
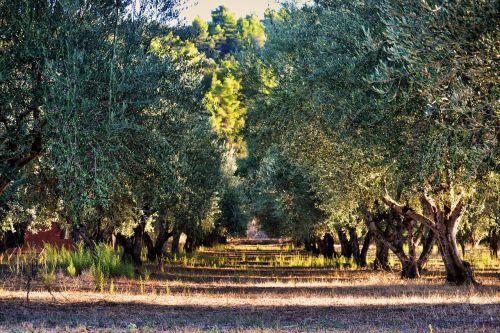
[38,243,135,281]
[91,263,106,292]
[70,242,93,275]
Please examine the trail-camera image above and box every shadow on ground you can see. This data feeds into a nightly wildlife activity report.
[0,299,498,332]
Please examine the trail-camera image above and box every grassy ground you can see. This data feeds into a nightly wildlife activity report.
[0,242,499,332]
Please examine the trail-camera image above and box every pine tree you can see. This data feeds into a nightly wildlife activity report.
[204,74,246,154]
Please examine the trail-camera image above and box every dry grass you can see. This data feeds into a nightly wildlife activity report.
[0,243,499,332]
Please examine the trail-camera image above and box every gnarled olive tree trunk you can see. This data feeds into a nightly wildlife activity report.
[319,233,338,259]
[335,226,370,267]
[365,209,435,279]
[373,238,390,271]
[383,193,476,285]
[335,226,353,258]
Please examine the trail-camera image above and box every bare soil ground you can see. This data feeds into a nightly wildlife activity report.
[0,242,499,332]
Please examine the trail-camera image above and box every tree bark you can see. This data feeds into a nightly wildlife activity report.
[365,210,419,278]
[131,223,144,266]
[418,229,436,272]
[146,207,174,261]
[401,260,420,278]
[116,222,144,267]
[373,239,391,271]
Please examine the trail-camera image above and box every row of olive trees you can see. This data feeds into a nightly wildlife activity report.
[245,0,498,285]
[0,0,239,262]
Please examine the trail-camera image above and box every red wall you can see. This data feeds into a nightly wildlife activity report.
[24,223,74,250]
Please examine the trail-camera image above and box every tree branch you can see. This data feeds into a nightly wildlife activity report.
[364,211,409,263]
[382,194,438,233]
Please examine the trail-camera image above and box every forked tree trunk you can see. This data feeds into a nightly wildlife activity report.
[149,229,173,261]
[404,218,420,279]
[383,193,476,285]
[401,260,420,278]
[335,226,368,266]
[145,210,173,262]
[365,211,430,279]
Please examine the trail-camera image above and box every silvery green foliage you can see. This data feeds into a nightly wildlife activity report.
[0,0,227,242]
[247,0,498,240]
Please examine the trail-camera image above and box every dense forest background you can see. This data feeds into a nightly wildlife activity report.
[0,0,498,286]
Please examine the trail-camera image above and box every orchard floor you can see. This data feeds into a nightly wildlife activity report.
[1,241,499,333]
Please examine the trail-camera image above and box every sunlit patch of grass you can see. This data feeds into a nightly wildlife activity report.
[268,253,356,269]
[164,250,356,269]
[465,249,500,271]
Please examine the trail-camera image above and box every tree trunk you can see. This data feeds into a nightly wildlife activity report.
[304,238,312,252]
[459,240,466,258]
[320,233,337,258]
[383,193,476,285]
[116,233,134,263]
[171,232,181,255]
[184,235,196,254]
[306,237,321,255]
[359,231,371,267]
[437,231,475,284]
[489,228,499,258]
[366,210,419,277]
[147,229,173,262]
[116,221,144,267]
[401,260,420,278]
[348,227,361,265]
[418,229,436,272]
[73,225,96,251]
[131,223,144,266]
[373,239,391,271]
[336,226,353,258]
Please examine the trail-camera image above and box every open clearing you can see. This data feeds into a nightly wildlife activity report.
[1,242,499,333]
